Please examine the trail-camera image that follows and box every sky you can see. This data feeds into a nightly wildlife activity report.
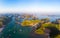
[0,0,60,14]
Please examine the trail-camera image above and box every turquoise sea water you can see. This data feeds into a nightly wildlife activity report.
[0,17,32,38]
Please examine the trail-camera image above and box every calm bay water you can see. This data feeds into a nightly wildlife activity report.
[37,15,60,21]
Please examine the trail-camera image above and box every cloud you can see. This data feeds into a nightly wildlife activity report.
[0,6,60,14]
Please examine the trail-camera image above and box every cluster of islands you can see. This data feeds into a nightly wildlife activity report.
[0,13,60,38]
